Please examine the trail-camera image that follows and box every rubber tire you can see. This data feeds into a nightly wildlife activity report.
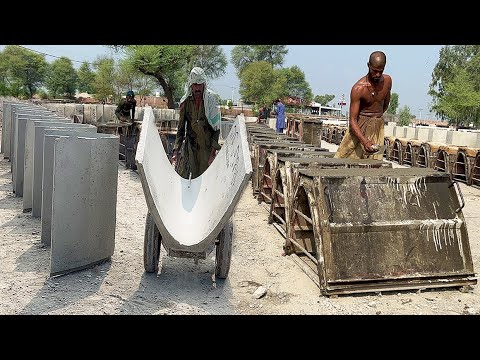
[144,211,161,273]
[215,218,234,279]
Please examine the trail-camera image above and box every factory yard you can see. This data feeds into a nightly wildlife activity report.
[0,137,479,315]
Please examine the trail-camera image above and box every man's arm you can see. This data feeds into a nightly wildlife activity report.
[171,104,186,165]
[382,77,392,114]
[131,100,136,120]
[348,86,375,152]
[208,128,221,166]
[115,99,124,120]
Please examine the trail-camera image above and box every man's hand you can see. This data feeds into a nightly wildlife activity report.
[363,139,377,153]
[171,152,177,167]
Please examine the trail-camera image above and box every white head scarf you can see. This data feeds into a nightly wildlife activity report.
[179,67,221,131]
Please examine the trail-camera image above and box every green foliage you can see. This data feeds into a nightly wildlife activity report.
[92,56,116,103]
[231,45,288,76]
[189,45,227,79]
[429,45,480,120]
[398,105,413,126]
[37,89,49,99]
[432,67,480,129]
[276,66,313,104]
[239,61,277,106]
[314,94,335,106]
[239,61,312,107]
[77,62,96,94]
[0,45,47,98]
[119,45,227,108]
[386,92,399,114]
[45,57,77,99]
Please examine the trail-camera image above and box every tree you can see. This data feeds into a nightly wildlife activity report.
[44,57,78,99]
[231,45,288,76]
[386,92,399,114]
[114,59,156,99]
[0,45,47,98]
[77,62,96,94]
[92,56,116,103]
[188,45,227,79]
[398,105,413,126]
[115,45,227,109]
[239,61,277,106]
[429,45,480,119]
[275,66,313,104]
[432,67,480,129]
[314,94,335,106]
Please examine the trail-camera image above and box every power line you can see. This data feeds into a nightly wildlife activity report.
[17,45,93,65]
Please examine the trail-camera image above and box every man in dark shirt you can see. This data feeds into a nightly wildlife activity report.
[115,90,137,123]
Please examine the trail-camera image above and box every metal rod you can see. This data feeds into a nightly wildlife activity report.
[274,189,284,198]
[272,212,286,225]
[260,192,272,202]
[288,237,318,264]
[294,209,313,224]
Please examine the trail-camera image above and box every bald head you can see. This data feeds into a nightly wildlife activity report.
[369,51,386,67]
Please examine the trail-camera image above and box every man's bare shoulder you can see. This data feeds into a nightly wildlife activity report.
[383,74,392,85]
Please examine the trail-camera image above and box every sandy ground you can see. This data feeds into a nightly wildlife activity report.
[0,134,479,315]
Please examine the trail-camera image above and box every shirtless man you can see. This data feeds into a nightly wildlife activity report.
[334,51,392,160]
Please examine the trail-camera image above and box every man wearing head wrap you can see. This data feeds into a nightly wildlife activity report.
[171,67,222,179]
[116,90,138,169]
[115,90,137,123]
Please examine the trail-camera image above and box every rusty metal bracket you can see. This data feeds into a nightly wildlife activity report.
[449,180,465,213]
[323,185,334,222]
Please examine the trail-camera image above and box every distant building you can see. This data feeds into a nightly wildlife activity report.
[136,95,168,109]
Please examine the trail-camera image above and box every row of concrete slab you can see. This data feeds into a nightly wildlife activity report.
[1,101,119,276]
[320,123,480,188]
[247,122,476,296]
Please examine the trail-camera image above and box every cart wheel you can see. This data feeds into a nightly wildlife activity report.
[144,211,162,273]
[215,217,234,279]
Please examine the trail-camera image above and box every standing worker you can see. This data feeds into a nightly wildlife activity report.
[115,90,137,128]
[334,51,392,160]
[171,67,221,179]
[274,98,286,133]
[116,90,138,169]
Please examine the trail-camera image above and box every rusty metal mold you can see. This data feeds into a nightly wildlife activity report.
[288,167,477,296]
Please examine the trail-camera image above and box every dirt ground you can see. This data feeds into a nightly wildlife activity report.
[0,133,479,315]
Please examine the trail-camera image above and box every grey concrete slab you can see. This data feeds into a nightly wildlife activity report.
[416,127,434,142]
[384,124,395,137]
[50,134,119,276]
[41,128,100,246]
[23,120,75,212]
[32,123,95,217]
[1,102,11,154]
[431,128,451,144]
[135,107,252,255]
[449,131,480,147]
[405,127,416,139]
[12,112,54,194]
[3,103,13,159]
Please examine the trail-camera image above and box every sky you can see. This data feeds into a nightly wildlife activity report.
[0,44,444,119]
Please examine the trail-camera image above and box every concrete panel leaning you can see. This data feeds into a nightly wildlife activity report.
[50,134,119,276]
[23,119,75,212]
[41,128,98,246]
[136,107,252,277]
[12,112,58,196]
